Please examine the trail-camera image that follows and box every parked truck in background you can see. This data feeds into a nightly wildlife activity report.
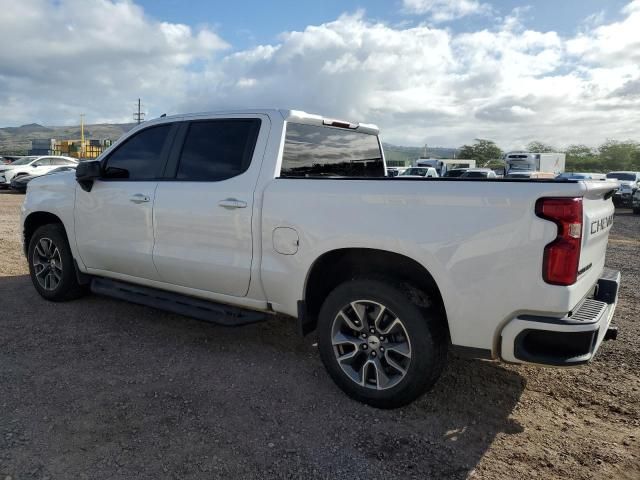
[606,171,640,208]
[21,109,621,408]
[504,152,566,176]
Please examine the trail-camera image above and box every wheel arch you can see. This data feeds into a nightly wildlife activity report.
[23,211,65,256]
[300,248,449,337]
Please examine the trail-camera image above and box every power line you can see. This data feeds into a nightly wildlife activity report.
[133,98,146,124]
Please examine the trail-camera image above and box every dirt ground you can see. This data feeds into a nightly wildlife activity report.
[0,190,638,479]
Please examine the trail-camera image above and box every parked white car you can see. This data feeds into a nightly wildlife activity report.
[398,166,439,178]
[459,168,498,179]
[21,109,621,408]
[0,155,77,187]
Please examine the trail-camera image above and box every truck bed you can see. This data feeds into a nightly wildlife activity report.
[260,177,618,352]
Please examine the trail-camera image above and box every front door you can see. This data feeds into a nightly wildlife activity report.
[152,116,268,297]
[75,123,174,280]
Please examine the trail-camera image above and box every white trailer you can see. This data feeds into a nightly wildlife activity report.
[504,152,565,175]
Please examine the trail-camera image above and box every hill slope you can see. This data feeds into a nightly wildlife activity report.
[0,123,136,154]
[1,123,460,163]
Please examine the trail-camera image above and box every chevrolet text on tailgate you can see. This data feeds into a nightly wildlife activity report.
[21,109,621,408]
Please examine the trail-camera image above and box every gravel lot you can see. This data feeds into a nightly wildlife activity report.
[1,190,638,479]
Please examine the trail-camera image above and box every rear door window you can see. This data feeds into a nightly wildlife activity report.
[280,123,384,178]
[33,158,52,167]
[175,119,261,181]
[51,158,72,165]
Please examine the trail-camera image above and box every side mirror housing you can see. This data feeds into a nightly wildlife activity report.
[76,160,101,192]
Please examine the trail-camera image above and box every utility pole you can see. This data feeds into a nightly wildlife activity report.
[80,114,85,160]
[133,98,145,124]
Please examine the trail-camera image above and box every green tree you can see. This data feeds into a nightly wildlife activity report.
[526,141,557,153]
[458,139,503,165]
[565,144,600,172]
[565,144,595,158]
[597,140,640,171]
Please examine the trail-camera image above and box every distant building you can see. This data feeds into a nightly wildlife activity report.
[29,138,57,156]
[29,138,114,159]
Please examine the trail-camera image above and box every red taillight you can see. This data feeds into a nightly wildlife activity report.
[535,197,583,286]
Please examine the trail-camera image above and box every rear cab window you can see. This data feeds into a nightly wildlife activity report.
[279,123,384,178]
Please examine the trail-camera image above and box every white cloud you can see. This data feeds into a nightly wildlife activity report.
[0,0,227,125]
[402,0,491,22]
[1,0,640,149]
[566,0,640,66]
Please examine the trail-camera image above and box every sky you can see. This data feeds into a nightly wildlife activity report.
[0,0,639,149]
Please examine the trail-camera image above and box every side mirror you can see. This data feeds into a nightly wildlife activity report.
[76,160,101,192]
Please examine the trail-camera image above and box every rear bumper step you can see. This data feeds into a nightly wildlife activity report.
[91,277,266,326]
[500,269,621,366]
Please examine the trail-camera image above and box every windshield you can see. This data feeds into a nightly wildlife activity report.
[401,168,427,176]
[444,169,467,177]
[462,171,488,178]
[606,173,636,181]
[9,156,37,166]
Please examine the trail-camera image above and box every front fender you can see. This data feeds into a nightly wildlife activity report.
[22,172,85,269]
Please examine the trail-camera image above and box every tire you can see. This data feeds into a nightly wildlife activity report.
[317,278,448,409]
[633,206,640,215]
[28,224,88,301]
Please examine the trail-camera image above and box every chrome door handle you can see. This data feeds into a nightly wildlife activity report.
[129,193,150,204]
[218,198,247,209]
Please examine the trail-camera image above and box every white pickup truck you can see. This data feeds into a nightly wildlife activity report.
[22,109,621,408]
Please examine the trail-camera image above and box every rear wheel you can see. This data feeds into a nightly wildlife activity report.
[317,279,447,409]
[28,224,87,301]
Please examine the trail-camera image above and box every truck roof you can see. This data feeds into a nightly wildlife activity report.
[154,109,380,136]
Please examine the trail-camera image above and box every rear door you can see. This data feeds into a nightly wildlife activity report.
[152,115,269,297]
[75,123,175,280]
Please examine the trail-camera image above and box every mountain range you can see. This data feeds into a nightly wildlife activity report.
[0,123,458,162]
[0,123,136,154]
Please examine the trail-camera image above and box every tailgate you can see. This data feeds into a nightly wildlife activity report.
[576,180,617,292]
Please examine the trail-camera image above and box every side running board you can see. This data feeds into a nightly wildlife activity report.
[91,277,266,326]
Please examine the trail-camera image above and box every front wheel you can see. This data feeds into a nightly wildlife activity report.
[28,224,88,301]
[317,279,448,409]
